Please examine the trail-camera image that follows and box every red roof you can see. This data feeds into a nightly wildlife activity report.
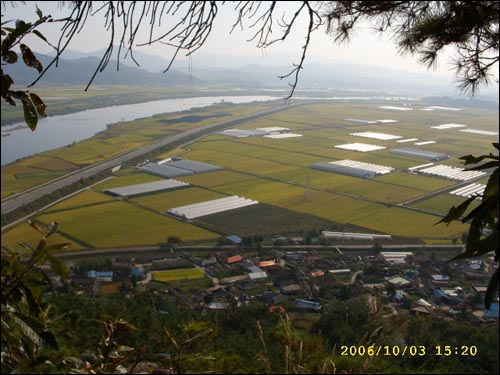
[259,260,276,268]
[227,255,243,264]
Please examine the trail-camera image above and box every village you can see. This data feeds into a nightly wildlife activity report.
[51,234,499,323]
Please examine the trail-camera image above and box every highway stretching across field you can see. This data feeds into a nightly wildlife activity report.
[56,243,464,259]
[1,100,311,216]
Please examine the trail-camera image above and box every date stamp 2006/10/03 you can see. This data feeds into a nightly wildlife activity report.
[340,345,477,357]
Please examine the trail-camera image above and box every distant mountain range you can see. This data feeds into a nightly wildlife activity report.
[4,52,201,87]
[5,48,499,103]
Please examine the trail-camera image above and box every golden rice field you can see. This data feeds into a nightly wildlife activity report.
[46,189,115,212]
[152,268,206,283]
[1,222,85,253]
[37,201,219,248]
[411,194,482,216]
[1,155,81,198]
[2,100,497,248]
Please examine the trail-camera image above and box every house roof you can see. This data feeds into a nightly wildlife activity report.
[87,271,113,278]
[220,275,248,284]
[227,235,242,244]
[471,285,488,293]
[249,272,268,280]
[271,294,289,304]
[415,298,433,307]
[131,267,145,276]
[207,302,230,310]
[202,257,217,265]
[295,299,321,310]
[431,274,450,281]
[259,260,276,268]
[388,276,411,285]
[329,269,350,274]
[281,284,302,293]
[248,265,264,273]
[227,255,243,264]
[411,305,433,314]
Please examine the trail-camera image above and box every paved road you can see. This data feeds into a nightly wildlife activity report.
[1,101,308,215]
[56,243,464,259]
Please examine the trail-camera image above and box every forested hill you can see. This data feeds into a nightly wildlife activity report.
[3,53,203,86]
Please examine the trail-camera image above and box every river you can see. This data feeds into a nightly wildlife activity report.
[1,95,278,166]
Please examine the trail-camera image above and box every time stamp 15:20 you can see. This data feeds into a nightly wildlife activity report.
[340,345,478,357]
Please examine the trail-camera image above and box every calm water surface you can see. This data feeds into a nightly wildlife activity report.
[1,95,278,165]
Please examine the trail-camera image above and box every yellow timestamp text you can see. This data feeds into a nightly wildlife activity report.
[340,345,478,357]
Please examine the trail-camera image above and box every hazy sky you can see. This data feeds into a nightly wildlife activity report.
[3,1,459,77]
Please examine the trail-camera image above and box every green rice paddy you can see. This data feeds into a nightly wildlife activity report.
[2,100,497,249]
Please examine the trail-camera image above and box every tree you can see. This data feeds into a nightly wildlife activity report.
[1,6,52,129]
[321,1,498,94]
[438,144,499,308]
[2,1,498,105]
[1,222,69,373]
[167,236,181,245]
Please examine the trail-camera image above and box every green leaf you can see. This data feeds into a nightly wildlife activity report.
[14,19,30,33]
[3,93,16,106]
[41,243,71,252]
[39,331,58,350]
[28,220,47,235]
[10,311,45,347]
[467,160,499,171]
[460,153,498,166]
[32,29,48,44]
[46,254,69,281]
[19,242,36,253]
[20,43,43,73]
[21,96,38,131]
[1,73,14,96]
[29,92,47,117]
[437,196,476,225]
[11,311,58,349]
[483,168,499,197]
[45,221,58,237]
[36,238,47,252]
[3,50,17,63]
[467,232,499,257]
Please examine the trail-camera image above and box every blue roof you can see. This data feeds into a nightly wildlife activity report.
[483,303,499,319]
[227,235,242,244]
[87,271,113,278]
[131,267,146,276]
[295,299,321,310]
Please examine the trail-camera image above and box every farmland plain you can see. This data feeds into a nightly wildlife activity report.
[2,100,498,249]
[37,201,219,248]
[1,100,277,197]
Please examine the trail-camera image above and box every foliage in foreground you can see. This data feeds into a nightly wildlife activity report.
[439,143,499,308]
[1,221,69,373]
